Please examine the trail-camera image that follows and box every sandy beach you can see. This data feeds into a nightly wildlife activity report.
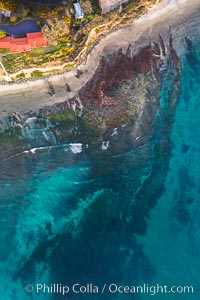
[0,0,199,115]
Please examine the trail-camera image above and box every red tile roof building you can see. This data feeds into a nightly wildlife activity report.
[27,32,47,47]
[0,32,47,52]
[0,36,11,48]
[10,38,31,52]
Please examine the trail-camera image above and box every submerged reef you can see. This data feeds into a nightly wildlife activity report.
[1,1,200,297]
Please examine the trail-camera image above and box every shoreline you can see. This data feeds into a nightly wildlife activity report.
[0,0,199,115]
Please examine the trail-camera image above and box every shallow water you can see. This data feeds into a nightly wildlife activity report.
[0,38,200,300]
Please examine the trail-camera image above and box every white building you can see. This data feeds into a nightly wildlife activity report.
[73,2,84,19]
[0,9,11,18]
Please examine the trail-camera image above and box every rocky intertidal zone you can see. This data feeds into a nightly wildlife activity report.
[0,33,181,160]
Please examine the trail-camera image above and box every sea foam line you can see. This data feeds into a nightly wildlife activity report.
[0,143,86,162]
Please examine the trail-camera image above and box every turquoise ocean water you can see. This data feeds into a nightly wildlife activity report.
[0,39,200,299]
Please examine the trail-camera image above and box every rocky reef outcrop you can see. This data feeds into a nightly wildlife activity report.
[0,32,180,161]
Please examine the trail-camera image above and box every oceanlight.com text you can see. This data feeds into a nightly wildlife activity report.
[25,283,194,296]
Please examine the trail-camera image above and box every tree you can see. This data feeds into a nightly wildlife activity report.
[10,12,17,23]
[16,72,25,79]
[31,70,43,78]
[0,29,6,38]
[0,0,16,11]
[36,5,50,18]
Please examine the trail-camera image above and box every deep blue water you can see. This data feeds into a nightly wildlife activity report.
[0,38,200,299]
[0,20,40,36]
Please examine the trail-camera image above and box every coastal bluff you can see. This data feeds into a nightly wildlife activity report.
[0,0,199,116]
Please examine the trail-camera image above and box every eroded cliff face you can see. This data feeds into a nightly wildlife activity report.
[0,33,180,160]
